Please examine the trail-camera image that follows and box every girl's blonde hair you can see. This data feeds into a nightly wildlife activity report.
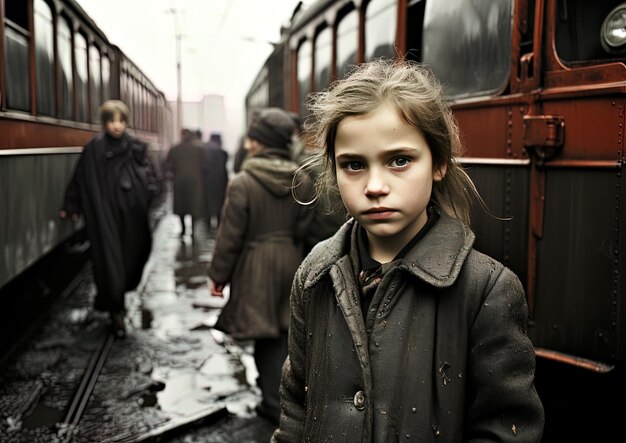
[304,58,483,226]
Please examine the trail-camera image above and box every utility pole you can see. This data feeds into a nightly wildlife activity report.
[167,8,183,135]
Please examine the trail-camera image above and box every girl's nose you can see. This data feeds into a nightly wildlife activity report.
[364,170,390,197]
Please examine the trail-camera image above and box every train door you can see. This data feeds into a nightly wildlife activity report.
[527,0,625,367]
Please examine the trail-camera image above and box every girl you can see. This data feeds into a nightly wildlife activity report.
[272,60,544,442]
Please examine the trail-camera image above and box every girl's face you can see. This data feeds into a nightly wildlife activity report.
[334,103,446,259]
[105,112,127,139]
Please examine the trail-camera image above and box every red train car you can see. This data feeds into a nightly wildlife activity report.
[0,0,172,359]
[246,0,625,439]
[0,0,172,290]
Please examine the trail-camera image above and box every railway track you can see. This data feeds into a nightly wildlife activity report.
[63,332,116,436]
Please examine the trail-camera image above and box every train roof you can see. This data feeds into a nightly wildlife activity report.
[62,0,112,44]
[290,0,337,34]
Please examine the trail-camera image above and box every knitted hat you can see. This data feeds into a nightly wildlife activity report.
[247,108,295,149]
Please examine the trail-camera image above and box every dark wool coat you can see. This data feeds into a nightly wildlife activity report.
[63,133,160,312]
[208,149,314,340]
[165,140,208,218]
[204,142,229,219]
[273,214,545,442]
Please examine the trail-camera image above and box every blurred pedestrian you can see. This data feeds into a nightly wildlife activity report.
[291,112,348,254]
[165,128,209,238]
[273,59,544,441]
[60,100,160,338]
[203,132,229,231]
[208,108,314,425]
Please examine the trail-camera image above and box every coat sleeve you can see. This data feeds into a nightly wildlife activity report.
[466,267,545,442]
[272,264,308,442]
[132,140,163,208]
[207,177,249,285]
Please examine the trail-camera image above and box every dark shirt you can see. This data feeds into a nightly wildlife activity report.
[353,204,440,319]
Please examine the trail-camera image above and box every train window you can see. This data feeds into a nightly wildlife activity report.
[135,83,139,128]
[102,55,110,100]
[405,0,426,62]
[134,83,139,128]
[148,93,153,131]
[336,8,358,79]
[141,86,147,129]
[34,0,54,116]
[121,72,128,105]
[555,0,625,65]
[74,32,89,122]
[365,0,398,61]
[3,1,31,111]
[314,26,332,91]
[58,16,73,120]
[422,0,513,99]
[134,79,140,128]
[126,75,133,124]
[89,45,101,123]
[297,40,312,118]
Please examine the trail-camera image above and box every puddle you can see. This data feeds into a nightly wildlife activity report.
[151,366,244,417]
[151,313,186,341]
[199,353,240,378]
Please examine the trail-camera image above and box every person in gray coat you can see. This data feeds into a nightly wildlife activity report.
[208,108,314,425]
[272,59,544,442]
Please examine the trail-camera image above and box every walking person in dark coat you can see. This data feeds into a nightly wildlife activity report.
[203,132,229,230]
[165,128,209,238]
[208,108,314,425]
[273,59,544,442]
[60,100,160,338]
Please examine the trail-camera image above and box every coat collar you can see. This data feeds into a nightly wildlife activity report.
[303,211,475,290]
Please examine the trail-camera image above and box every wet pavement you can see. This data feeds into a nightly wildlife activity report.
[0,211,277,442]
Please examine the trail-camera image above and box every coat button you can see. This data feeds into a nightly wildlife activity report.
[353,390,366,410]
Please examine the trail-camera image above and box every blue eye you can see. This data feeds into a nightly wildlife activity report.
[391,157,410,168]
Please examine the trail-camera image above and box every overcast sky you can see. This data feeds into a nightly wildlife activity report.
[77,0,305,146]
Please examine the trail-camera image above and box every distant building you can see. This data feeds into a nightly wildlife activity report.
[169,94,230,148]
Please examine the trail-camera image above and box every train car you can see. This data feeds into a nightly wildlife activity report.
[0,0,171,353]
[247,0,625,439]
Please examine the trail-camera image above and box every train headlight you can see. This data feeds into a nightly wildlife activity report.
[601,3,626,53]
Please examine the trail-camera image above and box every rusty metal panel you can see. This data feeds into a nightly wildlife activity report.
[455,105,509,158]
[455,101,530,159]
[541,96,625,162]
[529,168,620,362]
[466,165,530,286]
